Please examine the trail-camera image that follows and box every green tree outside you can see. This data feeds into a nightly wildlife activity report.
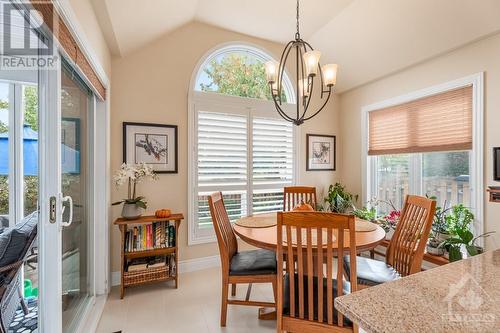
[200,54,287,102]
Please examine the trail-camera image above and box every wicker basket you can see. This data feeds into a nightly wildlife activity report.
[123,266,170,286]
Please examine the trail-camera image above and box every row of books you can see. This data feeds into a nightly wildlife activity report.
[126,255,176,276]
[124,221,176,252]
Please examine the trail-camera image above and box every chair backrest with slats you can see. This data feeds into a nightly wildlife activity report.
[283,186,317,211]
[208,192,238,274]
[276,212,357,332]
[386,195,436,276]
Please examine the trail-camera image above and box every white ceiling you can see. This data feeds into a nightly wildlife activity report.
[91,0,500,92]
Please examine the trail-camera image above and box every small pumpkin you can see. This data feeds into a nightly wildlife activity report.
[292,200,314,212]
[155,208,171,218]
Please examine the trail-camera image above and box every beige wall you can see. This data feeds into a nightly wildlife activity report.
[339,32,500,250]
[110,21,340,272]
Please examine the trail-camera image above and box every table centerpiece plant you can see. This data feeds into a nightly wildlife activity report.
[112,162,158,220]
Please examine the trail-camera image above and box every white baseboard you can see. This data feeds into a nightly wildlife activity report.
[111,255,220,286]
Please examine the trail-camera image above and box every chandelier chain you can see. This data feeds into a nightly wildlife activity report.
[296,0,300,39]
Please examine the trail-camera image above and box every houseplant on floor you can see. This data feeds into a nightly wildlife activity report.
[112,163,158,219]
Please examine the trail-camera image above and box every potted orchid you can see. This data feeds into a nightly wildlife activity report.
[112,163,158,219]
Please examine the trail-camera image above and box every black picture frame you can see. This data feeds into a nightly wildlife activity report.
[494,147,500,181]
[123,122,178,174]
[306,134,336,171]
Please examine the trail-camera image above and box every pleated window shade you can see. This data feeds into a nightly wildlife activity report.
[368,86,472,155]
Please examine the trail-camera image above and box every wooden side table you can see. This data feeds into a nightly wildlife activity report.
[114,214,184,299]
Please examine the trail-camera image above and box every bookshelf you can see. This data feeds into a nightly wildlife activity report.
[114,213,184,299]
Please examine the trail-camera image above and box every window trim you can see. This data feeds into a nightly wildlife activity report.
[188,43,299,245]
[361,73,484,238]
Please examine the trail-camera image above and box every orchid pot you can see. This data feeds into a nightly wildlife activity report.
[112,163,158,220]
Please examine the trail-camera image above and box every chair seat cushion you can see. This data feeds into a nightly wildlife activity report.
[0,212,38,268]
[229,249,277,276]
[283,273,352,326]
[343,255,400,286]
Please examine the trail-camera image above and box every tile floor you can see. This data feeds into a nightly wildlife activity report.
[96,267,277,333]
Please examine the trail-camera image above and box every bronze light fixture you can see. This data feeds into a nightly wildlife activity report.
[265,0,338,126]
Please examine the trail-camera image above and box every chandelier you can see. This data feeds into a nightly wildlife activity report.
[265,0,337,126]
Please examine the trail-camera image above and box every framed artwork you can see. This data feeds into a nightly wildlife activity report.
[494,147,500,181]
[123,122,178,174]
[306,134,336,171]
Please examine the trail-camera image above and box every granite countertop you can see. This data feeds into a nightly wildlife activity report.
[335,249,500,333]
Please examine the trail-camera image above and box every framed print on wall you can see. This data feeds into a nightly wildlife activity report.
[306,134,336,171]
[123,122,178,173]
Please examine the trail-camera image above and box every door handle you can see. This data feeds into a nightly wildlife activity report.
[61,195,73,227]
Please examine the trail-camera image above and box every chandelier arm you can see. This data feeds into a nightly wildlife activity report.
[277,41,294,104]
[301,75,314,121]
[295,44,300,120]
[272,94,296,122]
[302,88,332,121]
[299,44,307,106]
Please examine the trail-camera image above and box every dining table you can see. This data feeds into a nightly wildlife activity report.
[233,211,387,320]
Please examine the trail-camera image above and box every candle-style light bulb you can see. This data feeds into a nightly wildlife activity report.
[265,61,278,83]
[303,50,321,76]
[322,64,338,86]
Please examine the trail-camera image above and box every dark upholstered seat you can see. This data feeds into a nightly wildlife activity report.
[229,249,277,276]
[283,274,352,326]
[343,255,400,287]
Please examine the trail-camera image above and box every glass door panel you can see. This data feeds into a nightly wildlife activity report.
[0,82,10,228]
[61,65,92,332]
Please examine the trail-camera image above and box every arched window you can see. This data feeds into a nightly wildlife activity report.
[188,44,297,244]
[194,44,295,103]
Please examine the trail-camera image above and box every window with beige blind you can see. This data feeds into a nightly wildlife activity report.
[367,85,475,214]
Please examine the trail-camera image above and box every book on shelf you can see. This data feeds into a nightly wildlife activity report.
[124,221,176,252]
[126,255,175,274]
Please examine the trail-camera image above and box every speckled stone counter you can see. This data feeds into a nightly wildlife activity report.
[335,249,500,333]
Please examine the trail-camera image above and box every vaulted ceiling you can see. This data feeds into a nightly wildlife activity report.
[91,0,500,92]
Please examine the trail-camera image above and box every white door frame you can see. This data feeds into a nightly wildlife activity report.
[38,46,63,333]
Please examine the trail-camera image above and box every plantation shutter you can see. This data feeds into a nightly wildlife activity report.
[368,86,472,155]
[196,111,247,227]
[197,111,247,187]
[252,117,293,213]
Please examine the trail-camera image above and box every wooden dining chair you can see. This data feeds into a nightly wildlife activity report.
[276,211,358,333]
[208,192,277,327]
[283,186,317,211]
[344,195,436,287]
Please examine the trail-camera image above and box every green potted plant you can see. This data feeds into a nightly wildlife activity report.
[353,205,377,222]
[426,232,445,256]
[428,196,453,242]
[324,182,358,214]
[440,204,494,261]
[112,163,158,219]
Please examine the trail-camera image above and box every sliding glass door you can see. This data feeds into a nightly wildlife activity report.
[60,63,94,332]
